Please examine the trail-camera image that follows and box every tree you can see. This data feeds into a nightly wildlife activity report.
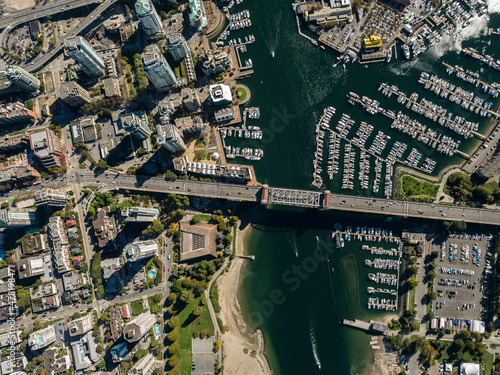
[167,330,179,342]
[430,251,439,260]
[214,340,221,351]
[191,215,201,224]
[193,305,204,316]
[88,206,96,221]
[168,370,180,375]
[407,278,419,289]
[180,290,194,304]
[168,355,179,367]
[442,221,451,230]
[427,291,437,301]
[451,220,467,231]
[454,338,465,351]
[153,294,162,304]
[473,186,493,203]
[408,266,418,276]
[168,317,178,329]
[168,292,177,304]
[470,331,481,341]
[460,330,471,340]
[428,271,436,282]
[97,159,109,170]
[168,342,179,355]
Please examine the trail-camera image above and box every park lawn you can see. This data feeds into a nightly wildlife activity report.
[401,175,439,198]
[130,299,146,315]
[174,66,181,78]
[482,351,494,375]
[148,295,162,314]
[237,87,248,101]
[177,297,215,375]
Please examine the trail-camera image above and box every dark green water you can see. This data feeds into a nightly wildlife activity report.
[219,1,500,374]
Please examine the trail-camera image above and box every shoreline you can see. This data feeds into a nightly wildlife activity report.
[218,214,272,375]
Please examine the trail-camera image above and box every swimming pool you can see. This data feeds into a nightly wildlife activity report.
[149,268,157,279]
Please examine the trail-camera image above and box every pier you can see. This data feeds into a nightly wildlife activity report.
[379,83,484,142]
[488,28,500,36]
[311,107,336,188]
[417,73,499,119]
[462,47,500,72]
[442,62,499,98]
[342,319,389,335]
[348,91,467,159]
[292,5,319,47]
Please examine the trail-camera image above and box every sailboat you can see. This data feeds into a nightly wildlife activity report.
[271,51,275,58]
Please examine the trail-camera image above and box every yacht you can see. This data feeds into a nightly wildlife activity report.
[271,51,275,58]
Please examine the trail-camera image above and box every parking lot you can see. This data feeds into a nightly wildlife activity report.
[192,337,216,375]
[432,232,493,321]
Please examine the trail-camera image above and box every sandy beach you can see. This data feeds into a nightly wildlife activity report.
[217,220,272,374]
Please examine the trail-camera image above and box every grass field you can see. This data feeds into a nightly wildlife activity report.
[400,175,439,199]
[130,299,146,315]
[237,87,248,101]
[177,297,215,375]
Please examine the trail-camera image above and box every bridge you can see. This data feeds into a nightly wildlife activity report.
[73,171,500,226]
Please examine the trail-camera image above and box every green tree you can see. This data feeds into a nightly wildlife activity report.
[428,291,437,301]
[428,271,436,282]
[193,305,204,316]
[407,278,419,289]
[408,266,418,276]
[180,290,194,304]
[191,215,201,224]
[168,292,177,304]
[168,355,179,368]
[167,330,179,342]
[97,159,109,170]
[168,317,179,329]
[168,342,179,355]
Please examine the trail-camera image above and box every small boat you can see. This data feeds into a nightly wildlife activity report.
[386,49,392,63]
[271,51,275,58]
[402,45,410,60]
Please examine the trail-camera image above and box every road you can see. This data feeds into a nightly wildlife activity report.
[0,0,118,72]
[0,0,102,30]
[66,171,500,225]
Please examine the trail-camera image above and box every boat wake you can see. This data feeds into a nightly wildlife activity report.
[487,0,500,13]
[285,231,299,257]
[309,311,322,370]
[429,14,489,58]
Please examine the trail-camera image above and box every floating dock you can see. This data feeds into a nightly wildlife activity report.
[342,319,389,335]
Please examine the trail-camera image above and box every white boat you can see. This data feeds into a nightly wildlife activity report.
[386,49,392,63]
[402,45,410,60]
[271,51,275,58]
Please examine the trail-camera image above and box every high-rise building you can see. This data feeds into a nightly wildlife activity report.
[135,0,164,37]
[189,0,207,31]
[119,111,151,140]
[181,88,201,112]
[129,353,157,375]
[123,240,159,262]
[28,326,56,350]
[28,129,64,168]
[0,100,36,126]
[34,188,69,207]
[5,65,40,91]
[141,44,176,91]
[157,124,186,153]
[167,32,189,61]
[59,81,91,107]
[123,312,156,342]
[65,37,105,78]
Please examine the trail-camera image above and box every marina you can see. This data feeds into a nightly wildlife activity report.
[442,62,500,98]
[378,83,483,141]
[311,106,336,188]
[462,47,500,72]
[367,297,397,311]
[417,72,499,119]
